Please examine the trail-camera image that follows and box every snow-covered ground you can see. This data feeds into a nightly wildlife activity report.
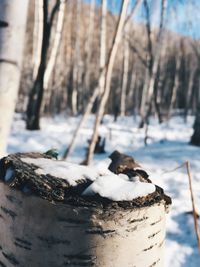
[7,114,200,267]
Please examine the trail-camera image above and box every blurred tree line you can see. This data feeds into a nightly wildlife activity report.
[18,0,199,123]
[4,0,198,161]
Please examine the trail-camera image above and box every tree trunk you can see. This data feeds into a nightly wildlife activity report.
[86,0,142,165]
[82,0,95,109]
[191,102,200,146]
[0,153,171,267]
[0,0,29,156]
[141,0,167,127]
[62,0,107,160]
[167,51,181,120]
[98,0,107,96]
[71,0,81,115]
[184,68,195,122]
[120,22,130,116]
[26,0,60,130]
[42,0,66,108]
[32,0,43,80]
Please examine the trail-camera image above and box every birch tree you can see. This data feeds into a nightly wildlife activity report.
[26,0,60,130]
[32,0,43,80]
[86,0,142,165]
[99,0,107,96]
[0,0,29,156]
[120,22,130,116]
[82,0,96,108]
[71,0,81,115]
[167,48,181,120]
[141,0,167,127]
[63,0,107,160]
[42,0,66,112]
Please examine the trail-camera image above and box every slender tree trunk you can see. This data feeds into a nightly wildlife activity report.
[62,0,107,160]
[26,0,49,130]
[62,87,100,159]
[82,0,95,109]
[26,0,60,130]
[167,52,181,120]
[86,0,141,165]
[184,68,195,121]
[99,0,107,95]
[32,0,43,80]
[0,0,29,156]
[120,22,130,116]
[71,0,81,115]
[42,0,66,113]
[140,66,149,124]
[141,0,167,126]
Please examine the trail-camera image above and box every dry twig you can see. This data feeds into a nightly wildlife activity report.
[162,161,200,251]
[185,161,200,252]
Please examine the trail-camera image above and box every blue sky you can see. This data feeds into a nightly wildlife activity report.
[85,0,200,39]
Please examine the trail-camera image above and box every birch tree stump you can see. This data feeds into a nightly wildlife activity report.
[0,153,171,267]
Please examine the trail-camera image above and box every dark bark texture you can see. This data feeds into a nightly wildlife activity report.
[191,103,200,146]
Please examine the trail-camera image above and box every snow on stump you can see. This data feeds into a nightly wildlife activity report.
[0,153,171,267]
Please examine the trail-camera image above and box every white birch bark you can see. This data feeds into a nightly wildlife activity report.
[71,0,81,115]
[99,0,107,95]
[41,0,66,112]
[32,0,43,80]
[83,0,95,98]
[120,22,130,116]
[0,0,29,157]
[86,0,142,165]
[62,0,107,160]
[0,181,169,267]
[145,0,167,117]
[43,0,66,91]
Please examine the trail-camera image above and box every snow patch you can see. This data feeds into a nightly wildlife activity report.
[22,157,111,186]
[82,174,155,201]
[21,157,155,201]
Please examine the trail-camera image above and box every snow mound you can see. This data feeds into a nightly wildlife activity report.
[21,157,155,201]
[82,174,155,201]
[22,157,112,186]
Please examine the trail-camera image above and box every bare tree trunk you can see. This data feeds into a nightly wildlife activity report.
[167,51,181,120]
[141,0,167,126]
[82,0,95,108]
[0,0,29,156]
[71,0,81,115]
[86,0,141,165]
[184,68,195,121]
[62,87,100,159]
[120,22,130,116]
[139,0,153,126]
[32,0,43,80]
[26,0,60,130]
[140,65,150,123]
[62,0,107,160]
[99,0,107,95]
[42,0,66,112]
